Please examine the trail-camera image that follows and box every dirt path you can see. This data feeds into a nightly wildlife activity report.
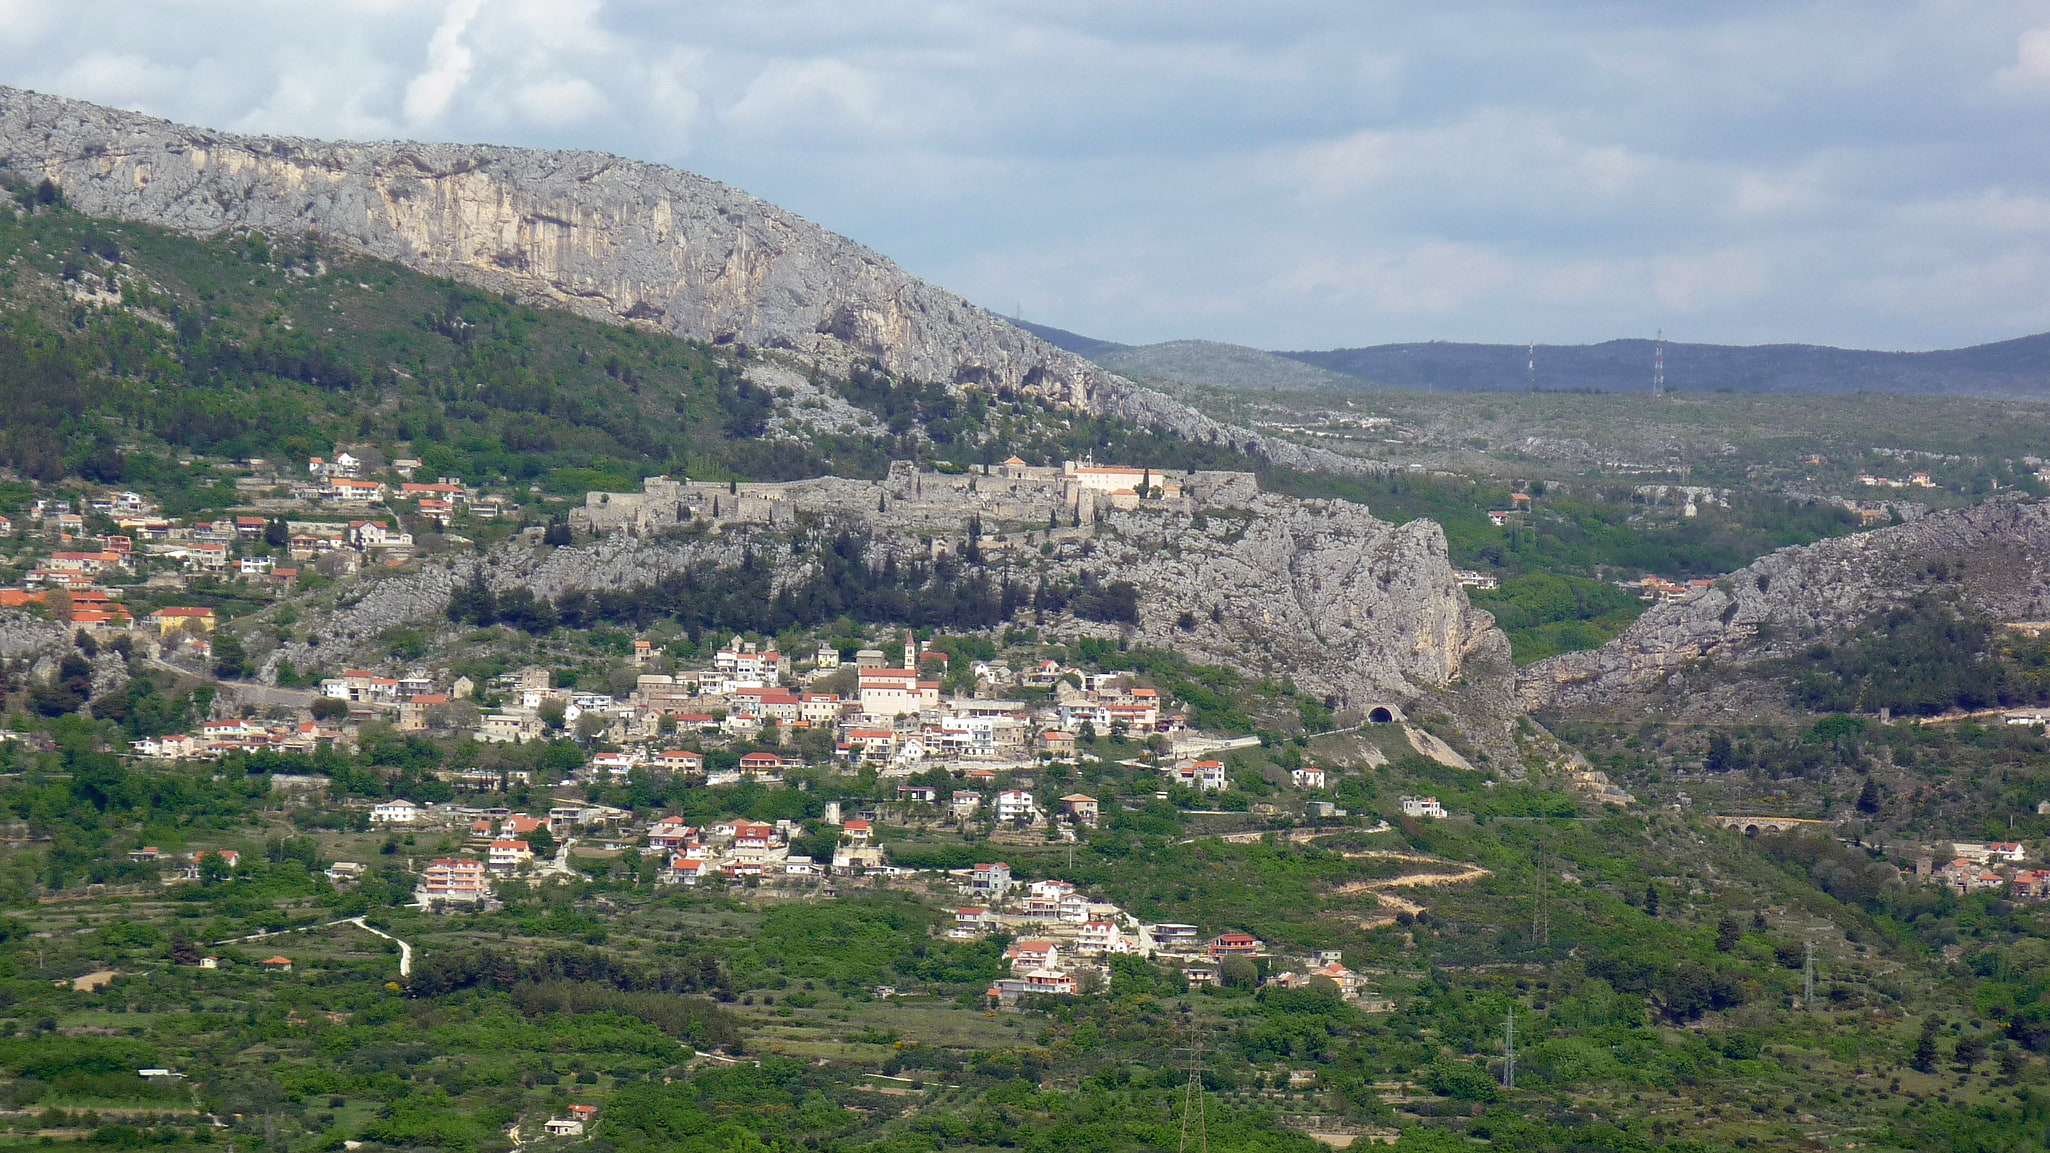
[1330,854,1490,928]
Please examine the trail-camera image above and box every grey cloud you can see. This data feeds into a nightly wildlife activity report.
[3,0,2050,350]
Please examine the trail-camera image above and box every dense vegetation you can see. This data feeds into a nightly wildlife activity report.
[0,177,1256,523]
[1786,596,2050,717]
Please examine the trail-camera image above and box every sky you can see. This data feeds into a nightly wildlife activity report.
[3,1,2050,351]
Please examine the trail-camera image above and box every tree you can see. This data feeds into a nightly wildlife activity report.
[1715,915,1741,953]
[1642,883,1660,918]
[543,519,573,547]
[263,517,289,548]
[311,696,349,721]
[538,699,568,731]
[527,824,556,859]
[1856,776,1882,814]
[213,632,250,680]
[1218,955,1258,988]
[1911,1019,1941,1073]
[1705,732,1736,773]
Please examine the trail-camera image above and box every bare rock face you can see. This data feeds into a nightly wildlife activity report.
[1521,495,2050,711]
[0,85,1375,477]
[274,483,1512,754]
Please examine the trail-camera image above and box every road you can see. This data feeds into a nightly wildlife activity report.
[535,837,584,880]
[213,917,413,978]
[345,917,413,977]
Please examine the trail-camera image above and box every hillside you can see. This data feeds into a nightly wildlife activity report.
[0,86,1374,478]
[1286,334,2050,397]
[0,178,1254,504]
[1094,339,1366,394]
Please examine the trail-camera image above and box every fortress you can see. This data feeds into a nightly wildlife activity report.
[570,458,1264,538]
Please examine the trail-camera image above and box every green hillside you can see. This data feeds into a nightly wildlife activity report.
[0,175,1245,513]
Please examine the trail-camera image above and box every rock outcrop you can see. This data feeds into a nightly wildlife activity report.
[0,86,1377,477]
[272,473,1512,754]
[1520,495,2050,712]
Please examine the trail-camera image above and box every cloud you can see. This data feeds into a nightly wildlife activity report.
[0,1,2046,349]
[1994,25,2050,92]
[403,0,487,130]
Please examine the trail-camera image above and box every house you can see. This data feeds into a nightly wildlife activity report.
[1006,939,1060,971]
[739,752,786,774]
[949,791,983,819]
[646,817,696,853]
[419,858,491,904]
[146,606,217,637]
[1061,794,1099,827]
[1990,842,2029,864]
[1207,931,1263,958]
[665,856,713,884]
[842,818,873,843]
[731,821,777,851]
[858,667,940,717]
[1167,759,1229,791]
[544,1119,585,1137]
[1399,796,1447,820]
[654,750,705,773]
[995,789,1039,824]
[371,799,423,824]
[258,956,294,972]
[1077,921,1126,955]
[567,1106,598,1123]
[1291,767,1326,790]
[953,908,998,936]
[970,861,1014,898]
[487,840,533,870]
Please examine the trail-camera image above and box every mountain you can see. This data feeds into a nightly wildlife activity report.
[0,86,1372,477]
[1520,495,2050,715]
[1095,339,1369,393]
[1007,319,1127,360]
[1283,334,2050,396]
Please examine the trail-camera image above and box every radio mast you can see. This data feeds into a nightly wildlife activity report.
[1652,329,1666,396]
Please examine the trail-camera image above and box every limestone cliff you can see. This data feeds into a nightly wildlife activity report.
[272,475,1512,756]
[1520,495,2050,712]
[0,85,1373,476]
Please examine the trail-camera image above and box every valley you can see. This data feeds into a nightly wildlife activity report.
[2,89,2050,1153]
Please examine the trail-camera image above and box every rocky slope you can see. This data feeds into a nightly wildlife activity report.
[271,481,1516,759]
[0,86,1373,477]
[1520,495,2050,712]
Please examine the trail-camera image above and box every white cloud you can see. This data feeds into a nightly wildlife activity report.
[1994,25,2050,92]
[0,1,2045,348]
[403,0,487,130]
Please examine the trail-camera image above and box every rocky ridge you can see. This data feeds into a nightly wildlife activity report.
[269,476,1515,757]
[0,86,1376,477]
[1519,495,2050,713]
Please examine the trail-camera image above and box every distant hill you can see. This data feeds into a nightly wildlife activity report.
[1020,320,2050,398]
[1281,335,2050,397]
[1008,319,1128,360]
[1094,340,1365,393]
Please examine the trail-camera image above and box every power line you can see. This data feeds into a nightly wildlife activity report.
[1531,841,1550,947]
[1803,939,1816,1006]
[1179,1032,1209,1153]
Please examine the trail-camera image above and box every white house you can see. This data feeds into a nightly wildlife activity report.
[370,799,422,824]
[1399,795,1447,820]
[995,789,1039,824]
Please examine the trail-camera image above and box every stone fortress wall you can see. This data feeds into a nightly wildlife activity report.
[570,459,1264,540]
